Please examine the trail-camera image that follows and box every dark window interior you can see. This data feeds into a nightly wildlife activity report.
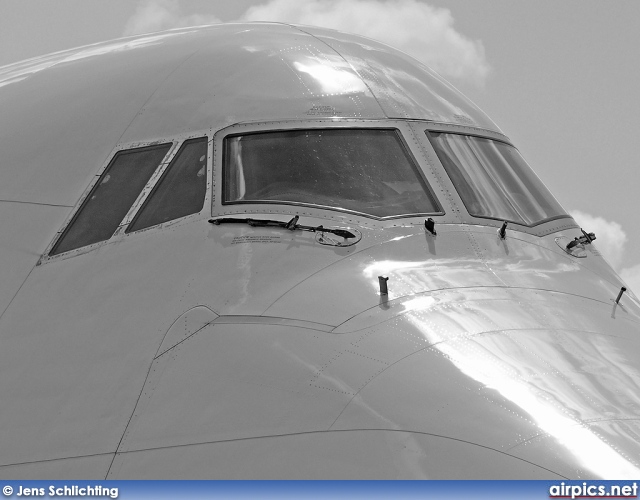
[224,129,441,218]
[127,137,208,233]
[50,143,171,255]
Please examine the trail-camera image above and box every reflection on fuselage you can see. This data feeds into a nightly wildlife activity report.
[2,22,639,480]
[406,306,640,477]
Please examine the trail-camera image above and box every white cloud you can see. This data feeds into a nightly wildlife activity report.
[123,0,221,36]
[620,264,640,296]
[239,0,489,85]
[123,0,489,85]
[569,210,628,270]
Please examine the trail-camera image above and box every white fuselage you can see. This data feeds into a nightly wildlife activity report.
[0,23,639,479]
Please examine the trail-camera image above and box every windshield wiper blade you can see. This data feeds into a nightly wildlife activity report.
[209,216,356,239]
[210,216,294,229]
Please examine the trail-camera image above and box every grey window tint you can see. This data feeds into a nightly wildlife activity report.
[127,137,208,233]
[51,143,171,255]
[428,132,567,226]
[224,129,440,218]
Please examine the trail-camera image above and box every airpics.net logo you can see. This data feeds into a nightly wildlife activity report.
[550,482,638,499]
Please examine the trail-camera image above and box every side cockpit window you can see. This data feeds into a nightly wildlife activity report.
[127,137,208,233]
[427,132,567,226]
[49,136,209,257]
[51,144,171,256]
[223,129,441,218]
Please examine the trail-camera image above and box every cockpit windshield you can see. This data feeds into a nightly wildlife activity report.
[223,129,441,218]
[428,132,567,226]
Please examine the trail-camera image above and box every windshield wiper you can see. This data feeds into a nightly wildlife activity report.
[566,228,596,250]
[208,216,356,239]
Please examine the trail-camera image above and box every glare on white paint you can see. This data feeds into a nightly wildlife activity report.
[124,0,490,85]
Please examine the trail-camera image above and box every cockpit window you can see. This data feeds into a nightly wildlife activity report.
[127,137,208,233]
[223,129,441,218]
[427,132,567,226]
[50,143,171,255]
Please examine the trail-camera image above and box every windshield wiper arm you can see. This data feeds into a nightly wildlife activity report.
[209,216,356,239]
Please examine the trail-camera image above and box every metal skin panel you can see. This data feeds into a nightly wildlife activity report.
[112,323,353,455]
[108,291,638,479]
[310,28,500,130]
[117,25,387,144]
[264,224,639,326]
[0,202,69,316]
[108,431,559,479]
[330,290,640,478]
[1,23,640,479]
[0,455,113,481]
[0,215,361,467]
[0,32,198,206]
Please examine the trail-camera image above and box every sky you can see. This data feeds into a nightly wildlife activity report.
[1,0,639,291]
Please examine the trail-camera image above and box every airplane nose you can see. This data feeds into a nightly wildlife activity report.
[103,315,568,479]
[100,284,640,479]
[331,285,640,478]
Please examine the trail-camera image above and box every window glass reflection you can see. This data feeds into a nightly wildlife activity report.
[224,129,440,218]
[428,132,567,226]
[51,143,171,255]
[127,137,208,233]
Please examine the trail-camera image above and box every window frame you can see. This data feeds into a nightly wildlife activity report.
[219,124,444,221]
[40,133,212,264]
[125,136,210,234]
[425,129,570,228]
